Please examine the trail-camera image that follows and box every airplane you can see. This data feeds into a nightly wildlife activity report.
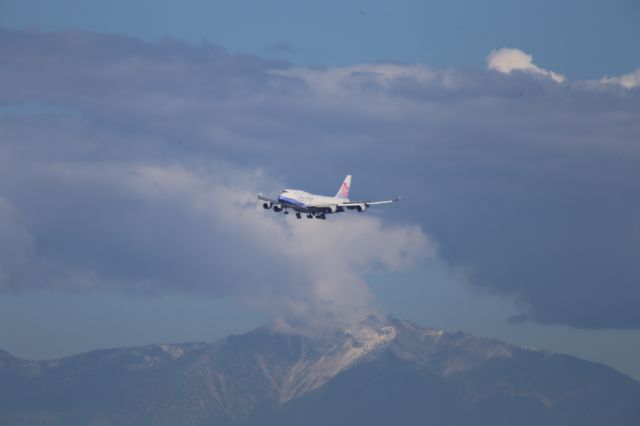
[258,175,400,220]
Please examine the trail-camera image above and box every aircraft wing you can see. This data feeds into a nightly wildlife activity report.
[342,196,401,207]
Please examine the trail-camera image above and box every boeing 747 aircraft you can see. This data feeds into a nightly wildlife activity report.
[258,175,399,219]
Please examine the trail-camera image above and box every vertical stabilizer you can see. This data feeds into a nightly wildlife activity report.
[335,175,352,200]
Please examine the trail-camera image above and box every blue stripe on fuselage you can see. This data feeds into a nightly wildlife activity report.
[278,195,306,207]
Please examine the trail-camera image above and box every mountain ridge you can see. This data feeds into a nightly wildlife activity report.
[1,317,639,425]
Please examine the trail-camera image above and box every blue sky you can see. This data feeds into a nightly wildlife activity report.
[2,0,640,77]
[1,0,640,381]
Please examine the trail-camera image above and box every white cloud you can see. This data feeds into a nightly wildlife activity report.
[487,48,566,83]
[599,69,640,89]
[121,164,430,331]
[7,161,429,331]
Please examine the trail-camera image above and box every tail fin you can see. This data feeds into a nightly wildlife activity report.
[335,175,352,200]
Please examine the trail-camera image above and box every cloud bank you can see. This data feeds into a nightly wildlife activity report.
[1,29,639,330]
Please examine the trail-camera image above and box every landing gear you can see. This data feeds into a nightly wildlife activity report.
[290,210,325,220]
[283,209,289,215]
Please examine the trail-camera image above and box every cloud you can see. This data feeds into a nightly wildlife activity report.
[0,159,428,329]
[487,48,566,83]
[0,127,427,331]
[1,29,640,330]
[599,69,640,89]
[0,197,34,290]
[273,63,445,94]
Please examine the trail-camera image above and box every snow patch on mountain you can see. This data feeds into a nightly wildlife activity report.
[277,324,397,402]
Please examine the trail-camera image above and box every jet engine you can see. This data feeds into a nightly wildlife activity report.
[273,205,283,212]
[262,202,272,209]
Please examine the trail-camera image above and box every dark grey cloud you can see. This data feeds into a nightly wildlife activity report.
[0,29,639,329]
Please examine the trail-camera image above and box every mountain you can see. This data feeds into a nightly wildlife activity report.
[1,318,639,425]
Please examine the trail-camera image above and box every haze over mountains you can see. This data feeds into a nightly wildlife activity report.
[1,317,639,426]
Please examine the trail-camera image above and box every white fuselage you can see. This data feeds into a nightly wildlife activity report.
[277,189,347,211]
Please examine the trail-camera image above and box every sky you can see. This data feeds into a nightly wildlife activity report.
[0,0,640,380]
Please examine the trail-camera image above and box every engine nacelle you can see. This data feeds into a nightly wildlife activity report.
[355,203,368,212]
[273,205,283,212]
[329,205,338,213]
[262,202,272,210]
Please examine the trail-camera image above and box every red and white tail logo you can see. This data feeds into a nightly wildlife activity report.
[335,175,352,200]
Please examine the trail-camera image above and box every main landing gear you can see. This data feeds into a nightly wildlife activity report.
[295,212,326,220]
